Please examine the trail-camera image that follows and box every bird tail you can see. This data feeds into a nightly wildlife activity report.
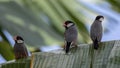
[93,39,99,50]
[65,42,71,54]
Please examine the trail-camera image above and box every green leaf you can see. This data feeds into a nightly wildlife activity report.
[0,58,30,68]
[31,40,120,68]
[0,0,91,47]
[1,40,120,68]
[108,0,120,13]
[0,41,14,60]
[0,1,63,47]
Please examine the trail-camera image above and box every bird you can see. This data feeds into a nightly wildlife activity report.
[90,15,104,50]
[63,20,78,54]
[13,35,28,60]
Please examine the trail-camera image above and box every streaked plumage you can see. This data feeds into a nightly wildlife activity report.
[90,15,104,49]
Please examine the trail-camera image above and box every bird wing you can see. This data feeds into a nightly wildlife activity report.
[14,43,28,59]
[22,44,28,56]
[90,21,103,42]
[64,26,78,42]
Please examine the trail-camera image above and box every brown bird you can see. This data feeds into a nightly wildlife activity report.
[90,15,104,50]
[14,36,28,60]
[63,21,78,53]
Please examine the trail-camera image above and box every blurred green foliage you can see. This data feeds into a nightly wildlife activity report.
[108,0,120,13]
[0,41,14,60]
[0,0,119,63]
[0,0,91,46]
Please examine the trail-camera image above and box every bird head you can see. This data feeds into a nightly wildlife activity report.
[63,20,74,29]
[14,36,24,43]
[95,15,104,22]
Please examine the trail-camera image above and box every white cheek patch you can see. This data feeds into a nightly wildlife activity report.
[17,40,24,43]
[67,23,73,27]
[99,18,104,22]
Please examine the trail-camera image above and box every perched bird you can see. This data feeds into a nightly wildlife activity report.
[63,20,78,53]
[13,36,28,60]
[90,15,104,50]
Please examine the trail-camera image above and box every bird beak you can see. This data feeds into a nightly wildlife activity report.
[13,36,17,41]
[63,24,66,27]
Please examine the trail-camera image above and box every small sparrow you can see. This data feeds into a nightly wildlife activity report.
[14,36,28,60]
[63,20,78,53]
[90,15,104,49]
